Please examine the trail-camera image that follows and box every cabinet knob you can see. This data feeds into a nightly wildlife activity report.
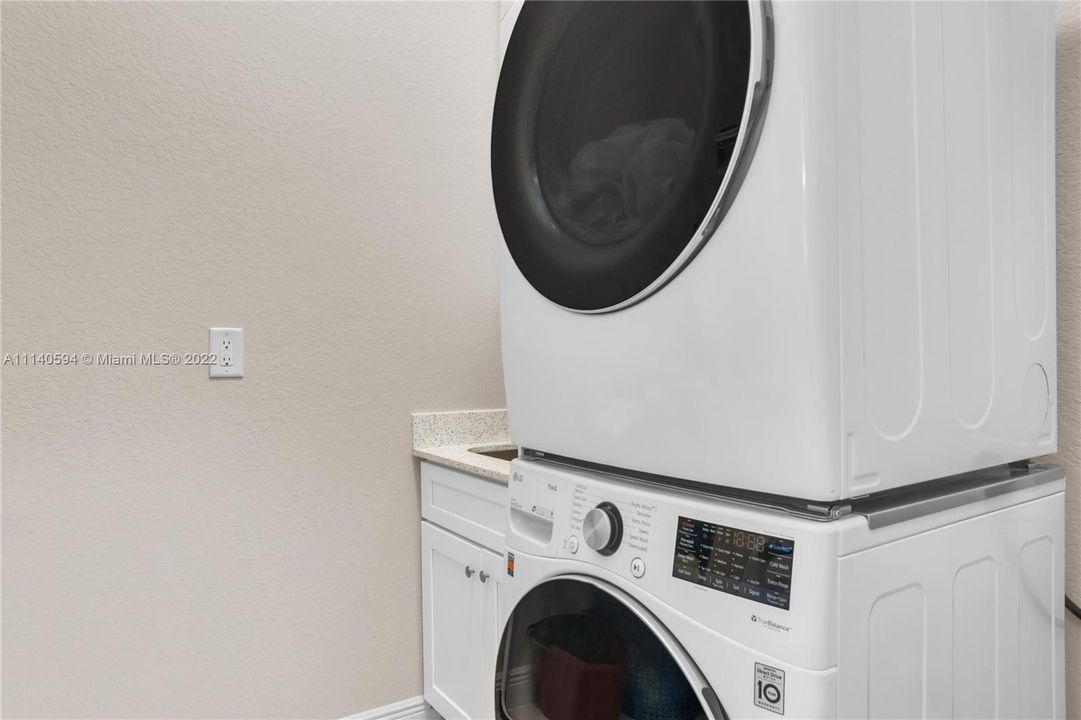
[479,571,490,583]
[464,566,475,578]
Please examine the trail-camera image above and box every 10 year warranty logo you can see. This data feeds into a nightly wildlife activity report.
[754,662,785,715]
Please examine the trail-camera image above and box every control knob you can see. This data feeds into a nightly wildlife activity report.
[583,502,623,556]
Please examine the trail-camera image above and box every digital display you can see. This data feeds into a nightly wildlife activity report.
[672,516,795,610]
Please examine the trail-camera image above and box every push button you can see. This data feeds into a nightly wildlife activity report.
[630,557,646,579]
[567,535,579,554]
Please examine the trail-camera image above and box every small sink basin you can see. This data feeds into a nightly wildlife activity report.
[468,446,519,462]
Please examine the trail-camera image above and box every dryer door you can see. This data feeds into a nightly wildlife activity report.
[496,576,729,720]
[491,1,772,313]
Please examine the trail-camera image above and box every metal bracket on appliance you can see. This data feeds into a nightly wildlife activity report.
[520,449,853,521]
[846,462,1065,529]
[519,450,1064,528]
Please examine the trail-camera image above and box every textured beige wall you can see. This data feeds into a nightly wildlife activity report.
[2,1,1080,718]
[1055,3,1081,717]
[1,2,503,718]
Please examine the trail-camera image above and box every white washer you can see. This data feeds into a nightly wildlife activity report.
[492,1,1058,501]
[494,458,1066,719]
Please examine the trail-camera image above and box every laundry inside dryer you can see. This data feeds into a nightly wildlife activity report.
[498,579,704,720]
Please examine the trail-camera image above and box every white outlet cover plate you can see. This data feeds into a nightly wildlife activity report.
[209,327,244,378]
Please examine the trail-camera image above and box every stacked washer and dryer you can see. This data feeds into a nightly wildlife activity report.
[488,1,1064,718]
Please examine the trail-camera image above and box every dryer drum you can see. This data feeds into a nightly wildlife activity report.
[527,613,626,720]
[499,579,711,720]
[492,0,764,312]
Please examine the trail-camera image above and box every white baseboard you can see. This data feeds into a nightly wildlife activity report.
[345,667,524,720]
[342,695,439,720]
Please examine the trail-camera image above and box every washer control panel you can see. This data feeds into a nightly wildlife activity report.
[506,457,840,671]
[672,516,795,610]
[508,458,800,612]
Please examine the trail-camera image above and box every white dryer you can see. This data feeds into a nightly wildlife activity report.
[491,1,1058,501]
[494,458,1066,719]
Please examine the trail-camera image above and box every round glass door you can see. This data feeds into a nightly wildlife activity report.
[491,1,770,312]
[495,577,726,720]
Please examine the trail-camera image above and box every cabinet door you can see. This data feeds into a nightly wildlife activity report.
[421,521,483,719]
[478,548,506,720]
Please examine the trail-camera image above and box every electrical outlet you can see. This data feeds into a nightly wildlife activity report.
[220,338,234,366]
[209,328,244,378]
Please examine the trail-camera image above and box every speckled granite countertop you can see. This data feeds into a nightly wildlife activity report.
[412,409,514,483]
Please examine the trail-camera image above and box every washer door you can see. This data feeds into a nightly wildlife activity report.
[492,1,772,313]
[496,576,729,720]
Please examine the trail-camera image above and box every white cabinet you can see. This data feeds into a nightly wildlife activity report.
[421,521,504,720]
[420,462,508,720]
